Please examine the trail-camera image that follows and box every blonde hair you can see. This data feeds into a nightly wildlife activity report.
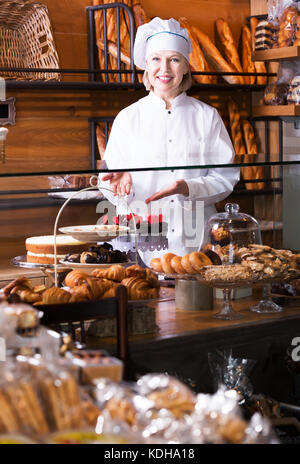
[142,66,193,93]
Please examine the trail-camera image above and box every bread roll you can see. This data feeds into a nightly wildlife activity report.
[228,100,246,156]
[242,25,255,85]
[191,26,243,85]
[179,18,212,84]
[215,18,244,81]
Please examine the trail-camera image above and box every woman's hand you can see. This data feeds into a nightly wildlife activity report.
[101,172,132,196]
[145,179,189,204]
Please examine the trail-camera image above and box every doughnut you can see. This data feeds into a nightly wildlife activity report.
[189,251,212,272]
[161,253,176,274]
[171,256,186,274]
[181,254,197,274]
[202,249,222,266]
[150,258,163,273]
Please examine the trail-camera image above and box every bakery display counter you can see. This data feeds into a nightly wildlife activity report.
[87,287,300,404]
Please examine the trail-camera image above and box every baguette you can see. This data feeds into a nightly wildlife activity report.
[242,119,257,155]
[97,38,131,66]
[191,26,243,85]
[242,25,255,85]
[96,123,106,159]
[179,18,212,84]
[132,1,148,27]
[241,120,265,190]
[250,17,258,51]
[228,100,246,155]
[215,18,244,82]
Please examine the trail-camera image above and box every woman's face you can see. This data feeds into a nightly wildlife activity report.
[146,50,189,99]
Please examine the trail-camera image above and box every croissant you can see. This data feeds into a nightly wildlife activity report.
[120,276,159,300]
[41,287,72,305]
[101,283,120,299]
[125,264,146,279]
[3,277,33,296]
[16,289,42,304]
[64,270,90,288]
[145,268,160,288]
[91,264,126,282]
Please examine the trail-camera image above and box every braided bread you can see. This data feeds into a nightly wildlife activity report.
[228,100,246,156]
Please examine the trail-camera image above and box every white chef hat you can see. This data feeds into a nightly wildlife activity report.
[133,17,192,70]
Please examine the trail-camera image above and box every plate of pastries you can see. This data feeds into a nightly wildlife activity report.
[150,250,221,278]
[60,242,131,272]
[1,264,164,304]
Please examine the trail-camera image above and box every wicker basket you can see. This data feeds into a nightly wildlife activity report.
[0,0,60,80]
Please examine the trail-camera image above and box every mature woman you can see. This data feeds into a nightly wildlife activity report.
[99,17,239,265]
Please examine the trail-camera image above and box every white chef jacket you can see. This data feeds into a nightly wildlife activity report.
[99,91,240,266]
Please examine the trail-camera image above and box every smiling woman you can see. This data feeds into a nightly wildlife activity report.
[99,17,240,267]
[143,50,192,102]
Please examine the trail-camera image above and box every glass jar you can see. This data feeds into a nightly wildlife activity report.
[202,203,262,264]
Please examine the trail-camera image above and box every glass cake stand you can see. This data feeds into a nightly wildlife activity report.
[196,277,249,320]
[250,280,283,314]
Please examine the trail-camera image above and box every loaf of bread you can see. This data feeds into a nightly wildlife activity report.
[179,18,212,84]
[96,124,106,159]
[215,18,244,82]
[192,26,243,85]
[132,1,148,27]
[242,25,255,85]
[278,6,299,47]
[242,120,257,155]
[241,120,265,190]
[228,100,246,156]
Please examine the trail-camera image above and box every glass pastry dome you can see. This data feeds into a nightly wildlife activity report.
[202,203,262,264]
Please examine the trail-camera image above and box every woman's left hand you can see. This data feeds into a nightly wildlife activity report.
[145,179,189,204]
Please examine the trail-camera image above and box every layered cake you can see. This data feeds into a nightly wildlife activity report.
[26,234,91,264]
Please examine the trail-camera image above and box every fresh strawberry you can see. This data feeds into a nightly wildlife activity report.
[158,214,163,223]
[102,214,108,225]
[112,216,119,225]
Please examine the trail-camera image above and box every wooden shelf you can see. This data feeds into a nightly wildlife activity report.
[252,46,300,62]
[253,104,300,117]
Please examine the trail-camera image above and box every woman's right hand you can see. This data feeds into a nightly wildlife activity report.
[101,172,132,196]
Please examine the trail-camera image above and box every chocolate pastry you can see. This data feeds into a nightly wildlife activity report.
[64,253,81,263]
[80,252,99,264]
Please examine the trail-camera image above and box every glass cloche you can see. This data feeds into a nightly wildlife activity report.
[202,203,262,264]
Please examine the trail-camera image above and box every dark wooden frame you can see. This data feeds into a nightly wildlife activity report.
[40,285,129,378]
